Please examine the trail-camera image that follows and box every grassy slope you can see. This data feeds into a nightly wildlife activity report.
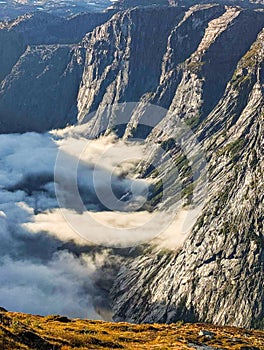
[0,311,263,349]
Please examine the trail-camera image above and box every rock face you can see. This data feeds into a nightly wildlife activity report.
[76,5,264,135]
[77,6,188,124]
[73,2,264,329]
[0,30,26,82]
[106,12,264,328]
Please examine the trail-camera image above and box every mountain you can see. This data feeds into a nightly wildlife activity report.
[0,44,84,132]
[0,0,113,20]
[112,0,264,9]
[0,11,115,133]
[74,4,263,328]
[0,309,263,349]
[0,1,263,329]
[0,11,115,44]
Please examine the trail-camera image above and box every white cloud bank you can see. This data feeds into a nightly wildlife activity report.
[0,124,199,318]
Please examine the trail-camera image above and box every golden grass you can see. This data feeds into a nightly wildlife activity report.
[0,311,263,349]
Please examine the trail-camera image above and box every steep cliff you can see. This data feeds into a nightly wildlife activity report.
[0,29,26,82]
[109,19,264,328]
[76,5,264,137]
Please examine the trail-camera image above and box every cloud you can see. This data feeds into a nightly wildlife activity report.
[0,123,198,318]
[0,251,100,318]
[0,128,151,318]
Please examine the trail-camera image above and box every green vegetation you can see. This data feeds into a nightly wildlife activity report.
[195,215,205,231]
[217,187,230,206]
[185,116,200,129]
[218,137,246,162]
[231,73,251,89]
[181,183,194,206]
[157,248,175,258]
[231,41,260,89]
[239,44,261,70]
[148,150,193,207]
[250,149,258,169]
[161,138,176,152]
[225,138,245,156]
[185,60,205,73]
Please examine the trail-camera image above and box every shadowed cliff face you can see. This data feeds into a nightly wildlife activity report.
[77,6,187,123]
[0,11,115,45]
[0,30,26,82]
[0,44,85,133]
[0,4,263,135]
[0,11,114,133]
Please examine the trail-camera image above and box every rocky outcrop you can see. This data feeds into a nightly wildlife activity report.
[0,4,263,134]
[77,6,186,125]
[76,5,263,135]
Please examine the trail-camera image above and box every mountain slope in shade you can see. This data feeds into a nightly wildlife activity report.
[0,44,84,133]
[0,11,114,45]
[0,11,114,133]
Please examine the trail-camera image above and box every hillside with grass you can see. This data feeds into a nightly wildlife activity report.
[0,310,263,349]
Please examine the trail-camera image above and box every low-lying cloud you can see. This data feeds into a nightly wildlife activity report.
[0,128,151,318]
[0,124,200,318]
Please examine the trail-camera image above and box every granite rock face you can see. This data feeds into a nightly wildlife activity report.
[76,5,264,130]
[106,12,264,328]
